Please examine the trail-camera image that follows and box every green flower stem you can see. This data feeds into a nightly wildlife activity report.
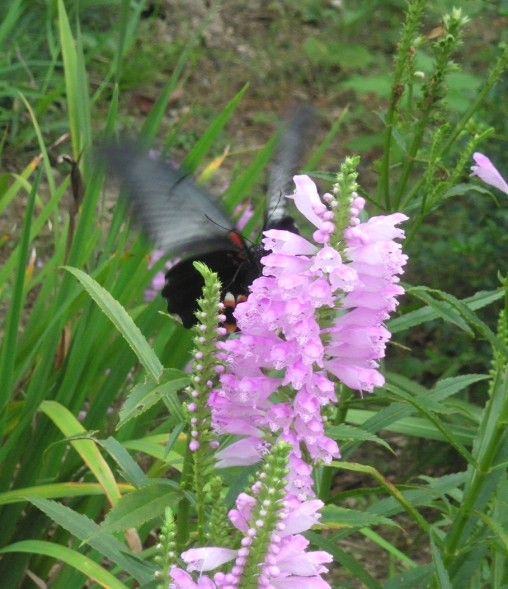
[155,508,177,589]
[189,262,223,542]
[377,0,425,211]
[394,9,469,209]
[176,442,193,550]
[443,367,508,570]
[443,296,508,571]
[240,444,291,589]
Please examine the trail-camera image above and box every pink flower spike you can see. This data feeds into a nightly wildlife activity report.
[287,176,324,228]
[471,152,508,195]
[182,547,237,572]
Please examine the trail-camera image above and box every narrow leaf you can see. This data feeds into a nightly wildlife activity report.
[39,401,121,506]
[64,266,164,382]
[29,498,153,583]
[0,540,129,589]
[101,483,182,534]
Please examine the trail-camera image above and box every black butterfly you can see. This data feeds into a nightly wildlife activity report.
[102,106,314,328]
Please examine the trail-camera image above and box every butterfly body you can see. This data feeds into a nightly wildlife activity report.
[102,106,314,327]
[161,238,260,329]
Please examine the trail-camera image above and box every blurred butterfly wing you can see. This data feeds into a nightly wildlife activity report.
[102,143,235,258]
[266,105,316,230]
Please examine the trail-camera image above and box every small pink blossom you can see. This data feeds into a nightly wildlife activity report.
[471,152,508,194]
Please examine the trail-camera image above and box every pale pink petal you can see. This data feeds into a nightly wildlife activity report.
[215,437,265,468]
[284,499,324,535]
[170,567,217,588]
[182,547,237,572]
[286,175,325,227]
[263,229,317,255]
[471,152,508,194]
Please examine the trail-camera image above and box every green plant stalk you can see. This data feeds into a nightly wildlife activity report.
[377,0,425,210]
[188,263,223,542]
[443,365,508,569]
[317,388,354,501]
[176,442,193,551]
[394,10,469,210]
[0,169,40,416]
[404,127,494,247]
[440,44,508,157]
[399,46,507,214]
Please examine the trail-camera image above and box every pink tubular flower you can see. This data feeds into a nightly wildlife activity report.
[211,174,407,498]
[471,152,508,195]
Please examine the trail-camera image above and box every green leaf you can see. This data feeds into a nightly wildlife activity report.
[327,424,394,453]
[29,498,153,583]
[383,565,433,588]
[64,266,164,382]
[39,401,122,506]
[307,532,383,589]
[443,182,493,199]
[321,505,398,529]
[0,482,131,506]
[342,74,392,99]
[123,435,184,468]
[141,32,199,145]
[430,533,452,588]
[99,437,149,489]
[368,472,467,517]
[0,168,40,411]
[384,374,478,468]
[389,288,504,334]
[407,286,473,335]
[101,483,182,534]
[223,134,278,213]
[304,38,374,70]
[118,369,189,427]
[183,83,249,173]
[0,540,130,589]
[410,286,508,359]
[360,528,417,568]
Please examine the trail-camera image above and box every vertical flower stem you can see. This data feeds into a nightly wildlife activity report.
[443,367,508,571]
[394,9,469,209]
[187,262,223,542]
[176,441,193,550]
[443,295,508,573]
[377,0,425,210]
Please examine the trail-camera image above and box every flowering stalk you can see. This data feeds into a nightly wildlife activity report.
[394,8,470,208]
[212,161,408,500]
[443,291,508,575]
[205,476,232,547]
[154,508,177,589]
[186,261,224,541]
[231,443,291,589]
[378,0,425,209]
[170,443,332,588]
